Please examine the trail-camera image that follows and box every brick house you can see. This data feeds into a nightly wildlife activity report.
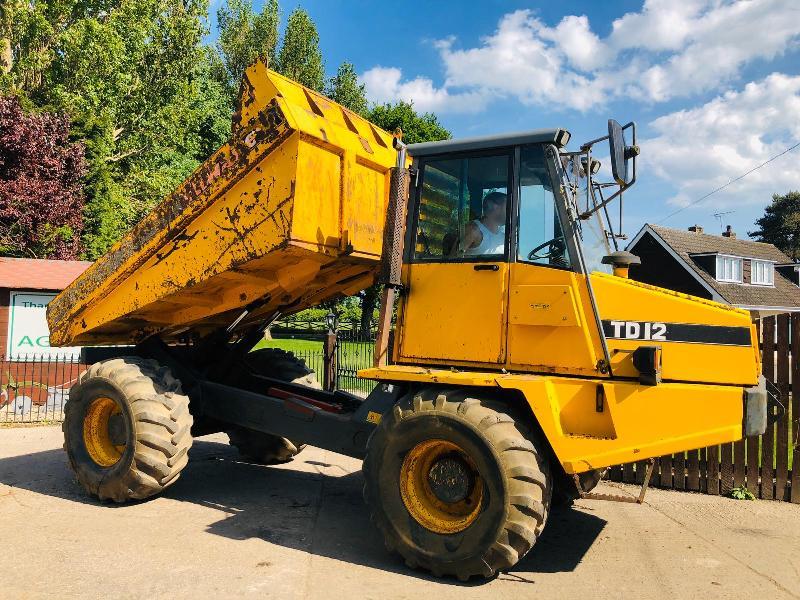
[627,224,800,319]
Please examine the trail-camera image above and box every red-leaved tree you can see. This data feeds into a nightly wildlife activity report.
[0,96,86,259]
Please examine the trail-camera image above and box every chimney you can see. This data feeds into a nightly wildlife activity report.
[688,225,703,234]
[722,225,736,239]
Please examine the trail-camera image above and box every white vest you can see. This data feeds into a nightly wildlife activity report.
[466,220,505,255]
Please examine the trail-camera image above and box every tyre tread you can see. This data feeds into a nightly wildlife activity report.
[363,387,551,580]
[64,356,193,503]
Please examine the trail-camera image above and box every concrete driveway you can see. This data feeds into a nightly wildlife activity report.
[1,426,798,600]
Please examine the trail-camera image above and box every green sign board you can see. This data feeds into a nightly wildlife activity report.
[7,291,81,360]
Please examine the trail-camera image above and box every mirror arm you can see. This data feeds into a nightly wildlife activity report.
[578,181,631,220]
[580,133,610,152]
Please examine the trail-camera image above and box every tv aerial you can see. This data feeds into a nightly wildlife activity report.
[713,211,735,231]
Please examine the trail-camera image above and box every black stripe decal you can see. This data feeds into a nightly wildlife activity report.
[601,320,751,346]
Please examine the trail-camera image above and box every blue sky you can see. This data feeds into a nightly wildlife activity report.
[210,1,800,241]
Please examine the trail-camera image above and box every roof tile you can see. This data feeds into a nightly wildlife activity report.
[0,258,92,291]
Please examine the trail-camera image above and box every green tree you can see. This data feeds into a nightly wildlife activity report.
[277,8,324,91]
[0,1,17,79]
[749,191,800,260]
[326,62,367,115]
[368,101,450,144]
[192,47,234,162]
[1,0,228,259]
[215,0,279,104]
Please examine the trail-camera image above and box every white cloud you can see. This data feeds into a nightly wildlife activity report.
[360,66,488,114]
[541,15,608,72]
[644,73,800,209]
[624,0,800,101]
[361,1,800,113]
[436,11,607,111]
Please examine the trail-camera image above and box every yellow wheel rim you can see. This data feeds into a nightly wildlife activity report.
[82,397,126,467]
[399,439,483,534]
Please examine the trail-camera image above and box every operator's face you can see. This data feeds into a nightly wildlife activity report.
[488,200,506,221]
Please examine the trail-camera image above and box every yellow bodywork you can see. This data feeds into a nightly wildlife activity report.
[391,262,758,385]
[593,272,760,385]
[48,61,399,345]
[360,261,759,472]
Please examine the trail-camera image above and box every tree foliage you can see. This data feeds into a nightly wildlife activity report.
[327,62,368,115]
[368,101,450,144]
[0,96,85,259]
[277,8,324,91]
[749,191,800,260]
[0,0,230,259]
[215,0,279,104]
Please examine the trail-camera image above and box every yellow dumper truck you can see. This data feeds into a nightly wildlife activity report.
[48,62,773,580]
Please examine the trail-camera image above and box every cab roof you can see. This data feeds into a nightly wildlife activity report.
[407,128,571,157]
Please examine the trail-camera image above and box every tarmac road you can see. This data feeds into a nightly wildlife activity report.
[1,426,798,600]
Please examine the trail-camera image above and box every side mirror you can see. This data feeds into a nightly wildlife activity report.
[608,119,639,185]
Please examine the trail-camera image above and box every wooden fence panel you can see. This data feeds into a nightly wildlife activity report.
[746,434,760,495]
[733,440,746,489]
[635,460,647,484]
[762,316,776,500]
[706,445,719,495]
[687,450,700,492]
[660,454,672,488]
[719,442,734,495]
[673,452,685,490]
[650,457,662,487]
[776,314,790,501]
[623,461,635,484]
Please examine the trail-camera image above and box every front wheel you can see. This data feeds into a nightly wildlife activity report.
[363,388,551,580]
[63,357,193,502]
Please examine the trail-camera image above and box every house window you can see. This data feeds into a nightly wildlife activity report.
[751,259,774,286]
[716,255,742,283]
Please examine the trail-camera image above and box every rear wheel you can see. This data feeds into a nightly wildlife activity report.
[63,357,192,502]
[363,387,551,580]
[226,347,320,464]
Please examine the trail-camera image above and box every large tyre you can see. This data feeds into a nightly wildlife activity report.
[226,347,320,464]
[363,387,551,580]
[63,357,192,502]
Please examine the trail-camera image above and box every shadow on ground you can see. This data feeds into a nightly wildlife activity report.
[0,438,606,583]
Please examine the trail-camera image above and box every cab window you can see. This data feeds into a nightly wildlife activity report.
[517,145,570,268]
[412,153,510,261]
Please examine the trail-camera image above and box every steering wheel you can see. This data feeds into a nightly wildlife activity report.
[527,237,565,261]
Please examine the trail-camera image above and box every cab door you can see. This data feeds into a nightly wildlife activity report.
[506,144,606,376]
[397,151,512,365]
